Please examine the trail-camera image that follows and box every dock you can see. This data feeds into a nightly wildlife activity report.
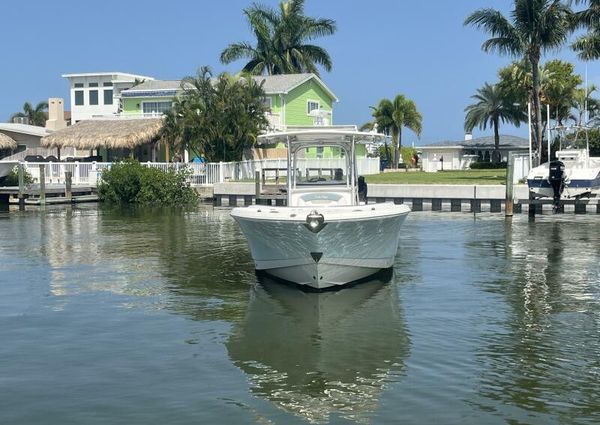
[0,185,97,208]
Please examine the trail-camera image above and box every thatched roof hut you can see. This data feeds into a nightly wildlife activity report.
[0,132,17,150]
[41,118,164,150]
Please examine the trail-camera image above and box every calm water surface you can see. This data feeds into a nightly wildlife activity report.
[1,205,599,424]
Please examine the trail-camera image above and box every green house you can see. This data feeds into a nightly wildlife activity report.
[118,73,357,160]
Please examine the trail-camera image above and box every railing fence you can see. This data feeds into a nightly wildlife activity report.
[18,157,381,187]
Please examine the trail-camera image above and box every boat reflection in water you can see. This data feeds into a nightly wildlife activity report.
[226,272,410,423]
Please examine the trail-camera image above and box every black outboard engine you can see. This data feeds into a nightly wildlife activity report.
[548,160,565,213]
[358,175,368,204]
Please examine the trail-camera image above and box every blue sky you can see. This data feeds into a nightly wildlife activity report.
[2,0,599,145]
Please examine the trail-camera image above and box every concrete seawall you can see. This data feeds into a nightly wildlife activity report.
[210,182,600,214]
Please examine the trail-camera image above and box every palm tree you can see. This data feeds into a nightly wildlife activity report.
[571,0,600,60]
[465,0,573,166]
[371,95,422,169]
[10,101,48,127]
[221,0,336,76]
[464,83,525,162]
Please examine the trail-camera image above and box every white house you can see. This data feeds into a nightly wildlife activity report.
[63,72,154,122]
[420,135,529,172]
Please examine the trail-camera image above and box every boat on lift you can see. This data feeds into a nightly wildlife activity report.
[527,122,600,199]
[527,149,600,199]
[231,128,410,290]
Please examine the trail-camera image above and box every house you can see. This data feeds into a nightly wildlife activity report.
[117,73,338,129]
[57,71,342,162]
[419,134,529,172]
[62,72,154,122]
[0,123,52,160]
[120,80,186,117]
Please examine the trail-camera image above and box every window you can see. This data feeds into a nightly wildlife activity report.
[89,90,98,105]
[307,100,320,115]
[75,90,84,106]
[316,146,324,159]
[262,97,272,109]
[88,82,98,87]
[74,83,84,88]
[103,82,113,87]
[142,102,172,115]
[103,89,113,105]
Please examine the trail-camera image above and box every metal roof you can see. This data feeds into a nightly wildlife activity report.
[0,123,51,137]
[123,80,187,92]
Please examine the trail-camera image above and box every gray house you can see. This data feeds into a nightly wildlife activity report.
[419,135,528,172]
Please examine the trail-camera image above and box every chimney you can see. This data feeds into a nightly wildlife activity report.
[464,133,473,141]
[46,98,67,131]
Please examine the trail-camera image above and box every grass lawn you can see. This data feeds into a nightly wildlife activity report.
[365,169,507,185]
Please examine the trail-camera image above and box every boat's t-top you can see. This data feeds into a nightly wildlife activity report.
[257,128,386,207]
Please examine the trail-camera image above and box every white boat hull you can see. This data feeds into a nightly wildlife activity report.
[527,150,600,198]
[232,203,409,289]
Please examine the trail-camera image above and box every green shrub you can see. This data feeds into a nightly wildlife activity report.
[470,161,507,169]
[98,160,199,205]
[0,166,34,186]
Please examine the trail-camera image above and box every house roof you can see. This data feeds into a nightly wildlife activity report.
[41,119,164,150]
[124,80,185,92]
[62,72,155,81]
[0,132,17,149]
[119,73,338,101]
[252,73,338,101]
[0,123,51,137]
[421,135,528,150]
[121,80,184,98]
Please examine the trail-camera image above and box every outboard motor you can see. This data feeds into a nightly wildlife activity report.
[358,176,368,204]
[548,160,565,213]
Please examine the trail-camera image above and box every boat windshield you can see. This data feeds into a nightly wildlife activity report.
[293,145,350,186]
[295,167,347,185]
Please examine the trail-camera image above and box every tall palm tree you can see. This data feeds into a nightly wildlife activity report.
[464,83,525,162]
[465,0,572,166]
[10,101,48,127]
[221,0,336,76]
[371,95,422,169]
[571,0,600,60]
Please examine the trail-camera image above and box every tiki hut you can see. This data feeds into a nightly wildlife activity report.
[41,118,167,161]
[0,132,17,150]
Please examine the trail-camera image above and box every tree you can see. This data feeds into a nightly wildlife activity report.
[221,0,336,76]
[162,67,269,162]
[370,95,422,169]
[465,0,573,166]
[571,0,600,60]
[10,101,48,127]
[464,83,525,162]
[498,60,587,126]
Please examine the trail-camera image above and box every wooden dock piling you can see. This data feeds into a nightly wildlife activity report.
[18,163,25,211]
[65,171,72,201]
[39,164,46,206]
[505,153,515,217]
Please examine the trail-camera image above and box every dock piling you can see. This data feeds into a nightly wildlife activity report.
[39,164,46,207]
[505,153,515,217]
[65,171,72,201]
[18,162,25,211]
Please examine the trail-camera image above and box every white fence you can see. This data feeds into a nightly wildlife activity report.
[19,157,381,187]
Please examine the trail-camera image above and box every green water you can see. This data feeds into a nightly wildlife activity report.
[0,206,599,424]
